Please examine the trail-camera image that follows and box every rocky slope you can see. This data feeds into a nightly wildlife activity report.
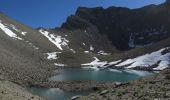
[0,80,44,100]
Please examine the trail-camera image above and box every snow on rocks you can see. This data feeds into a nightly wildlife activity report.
[153,61,169,70]
[81,57,107,70]
[98,50,111,55]
[115,47,170,70]
[10,24,27,35]
[84,51,90,53]
[82,47,170,71]
[54,63,67,67]
[70,48,76,53]
[108,60,122,65]
[90,45,94,51]
[0,20,23,40]
[39,29,69,50]
[46,52,61,60]
[81,57,121,70]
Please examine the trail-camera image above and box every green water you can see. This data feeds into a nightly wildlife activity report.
[28,68,154,100]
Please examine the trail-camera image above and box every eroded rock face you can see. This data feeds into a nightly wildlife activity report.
[62,1,170,50]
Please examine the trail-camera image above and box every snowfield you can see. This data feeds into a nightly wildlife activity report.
[81,47,170,71]
[116,47,170,70]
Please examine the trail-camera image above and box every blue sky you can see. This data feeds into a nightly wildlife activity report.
[0,0,165,28]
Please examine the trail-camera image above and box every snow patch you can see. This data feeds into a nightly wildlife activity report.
[70,49,76,53]
[115,48,170,70]
[98,50,111,55]
[81,57,108,71]
[46,52,61,60]
[108,60,122,65]
[153,61,169,70]
[0,20,23,40]
[54,63,66,67]
[39,29,69,50]
[10,24,27,35]
[84,51,90,53]
[90,45,94,51]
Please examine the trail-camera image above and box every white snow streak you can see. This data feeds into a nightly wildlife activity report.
[98,50,111,55]
[54,63,66,67]
[39,29,69,50]
[0,20,22,40]
[81,57,107,70]
[84,51,90,53]
[10,24,27,35]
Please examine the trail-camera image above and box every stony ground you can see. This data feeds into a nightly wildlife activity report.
[0,80,45,100]
[78,68,170,100]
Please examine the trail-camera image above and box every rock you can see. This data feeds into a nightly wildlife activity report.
[71,95,81,100]
[99,90,109,95]
[115,82,122,86]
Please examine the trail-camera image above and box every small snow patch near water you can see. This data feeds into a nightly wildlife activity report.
[115,47,170,70]
[81,57,107,70]
[81,57,122,70]
[54,63,67,67]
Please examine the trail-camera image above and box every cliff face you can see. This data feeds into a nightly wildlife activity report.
[62,0,170,50]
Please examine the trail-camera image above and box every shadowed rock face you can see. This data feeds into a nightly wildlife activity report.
[62,0,170,50]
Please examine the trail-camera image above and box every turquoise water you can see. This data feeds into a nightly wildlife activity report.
[28,87,91,100]
[28,68,154,100]
[49,68,154,82]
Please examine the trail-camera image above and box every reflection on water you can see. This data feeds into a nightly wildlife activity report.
[28,87,91,100]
